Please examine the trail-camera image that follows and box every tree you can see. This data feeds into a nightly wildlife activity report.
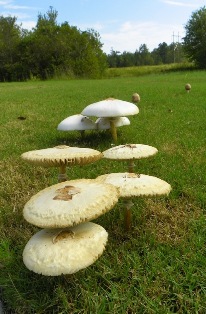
[183,6,206,68]
[0,16,22,81]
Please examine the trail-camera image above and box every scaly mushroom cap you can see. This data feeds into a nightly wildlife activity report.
[57,114,96,131]
[103,144,158,160]
[96,173,171,198]
[23,179,119,228]
[81,98,139,118]
[23,222,108,276]
[21,145,102,167]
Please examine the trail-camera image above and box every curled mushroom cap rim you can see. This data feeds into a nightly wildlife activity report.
[21,145,103,167]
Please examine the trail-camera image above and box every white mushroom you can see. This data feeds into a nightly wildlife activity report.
[81,98,139,141]
[23,178,119,228]
[21,145,102,182]
[103,144,158,172]
[96,172,171,230]
[132,93,140,103]
[185,83,191,93]
[23,222,108,276]
[95,117,130,130]
[57,114,96,138]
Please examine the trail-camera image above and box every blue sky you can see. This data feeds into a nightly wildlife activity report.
[0,0,205,53]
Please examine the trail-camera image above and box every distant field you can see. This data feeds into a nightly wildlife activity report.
[0,68,206,313]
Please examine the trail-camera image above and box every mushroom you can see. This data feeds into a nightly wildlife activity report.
[23,178,120,228]
[23,222,108,276]
[81,98,139,142]
[96,173,171,231]
[103,144,158,172]
[132,93,140,103]
[57,114,96,138]
[185,83,191,93]
[95,117,130,130]
[21,145,102,182]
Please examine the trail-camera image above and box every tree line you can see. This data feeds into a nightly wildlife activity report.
[107,42,185,68]
[0,6,206,81]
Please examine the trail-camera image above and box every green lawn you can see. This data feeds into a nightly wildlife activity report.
[0,69,206,313]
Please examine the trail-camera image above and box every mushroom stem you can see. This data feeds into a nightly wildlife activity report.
[58,165,68,182]
[124,199,134,231]
[109,119,117,142]
[128,160,135,173]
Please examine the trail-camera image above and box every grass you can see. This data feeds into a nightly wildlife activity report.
[0,68,206,313]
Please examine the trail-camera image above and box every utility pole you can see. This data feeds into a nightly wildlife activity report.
[172,32,180,63]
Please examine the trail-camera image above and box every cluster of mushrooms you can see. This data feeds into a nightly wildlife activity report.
[21,140,171,276]
[57,96,140,142]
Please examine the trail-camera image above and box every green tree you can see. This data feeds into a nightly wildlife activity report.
[0,16,22,81]
[183,6,206,68]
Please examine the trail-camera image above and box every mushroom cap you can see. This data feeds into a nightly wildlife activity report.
[21,145,102,167]
[23,222,108,276]
[81,98,139,118]
[185,83,191,90]
[95,117,130,130]
[57,114,96,131]
[132,93,140,103]
[23,179,119,228]
[96,173,171,198]
[103,144,158,160]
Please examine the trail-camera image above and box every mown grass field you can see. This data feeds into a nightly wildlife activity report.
[0,67,206,313]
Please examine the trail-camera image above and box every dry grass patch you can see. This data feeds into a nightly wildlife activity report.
[142,198,202,244]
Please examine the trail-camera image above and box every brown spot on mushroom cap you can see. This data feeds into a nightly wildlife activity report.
[53,185,81,201]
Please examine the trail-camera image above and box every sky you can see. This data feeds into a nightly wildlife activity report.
[0,0,205,54]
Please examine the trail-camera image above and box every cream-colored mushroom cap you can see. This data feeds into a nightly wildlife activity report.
[103,144,158,160]
[23,179,119,228]
[21,145,102,167]
[81,98,139,118]
[57,114,96,131]
[23,222,108,276]
[95,117,130,130]
[185,83,191,91]
[132,93,140,103]
[96,173,171,198]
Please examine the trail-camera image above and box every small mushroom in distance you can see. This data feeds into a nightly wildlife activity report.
[132,93,140,103]
[185,83,191,93]
[81,98,139,142]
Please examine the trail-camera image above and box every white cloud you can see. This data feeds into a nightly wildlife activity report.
[101,21,185,54]
[20,20,36,30]
[161,0,204,7]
